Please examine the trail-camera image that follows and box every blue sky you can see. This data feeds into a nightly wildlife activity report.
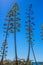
[0,0,43,62]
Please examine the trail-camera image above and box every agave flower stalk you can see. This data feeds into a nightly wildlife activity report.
[0,13,10,65]
[25,4,38,65]
[5,3,21,65]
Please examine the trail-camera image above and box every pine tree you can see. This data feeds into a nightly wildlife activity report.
[25,4,37,65]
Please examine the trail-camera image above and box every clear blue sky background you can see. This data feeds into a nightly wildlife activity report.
[0,0,43,62]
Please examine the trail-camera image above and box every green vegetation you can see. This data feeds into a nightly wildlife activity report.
[0,60,32,65]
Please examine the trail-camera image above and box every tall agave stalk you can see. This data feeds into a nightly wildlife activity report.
[25,4,38,65]
[5,3,21,65]
[0,14,10,65]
